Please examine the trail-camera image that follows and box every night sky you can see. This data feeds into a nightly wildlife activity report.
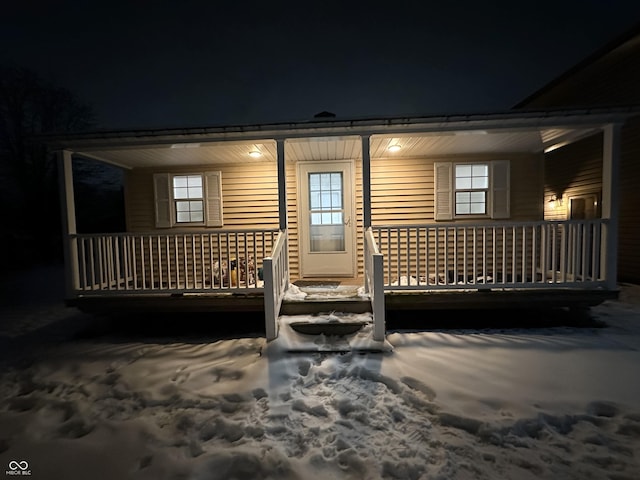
[3,0,640,130]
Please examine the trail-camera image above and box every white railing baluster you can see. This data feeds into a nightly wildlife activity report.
[70,229,277,296]
[406,227,411,284]
[481,226,487,285]
[521,225,526,283]
[370,220,608,291]
[114,236,121,290]
[78,238,87,290]
[147,236,154,290]
[453,227,458,285]
[100,237,107,289]
[492,226,497,285]
[510,227,515,284]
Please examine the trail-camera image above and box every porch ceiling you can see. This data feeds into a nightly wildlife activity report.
[72,126,600,170]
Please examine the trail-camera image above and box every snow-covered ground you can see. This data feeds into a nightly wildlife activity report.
[1,266,639,479]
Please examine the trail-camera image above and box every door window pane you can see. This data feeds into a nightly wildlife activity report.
[310,225,345,252]
[308,172,343,225]
[308,171,345,251]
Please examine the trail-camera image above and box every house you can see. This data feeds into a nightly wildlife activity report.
[47,106,638,341]
[515,22,640,284]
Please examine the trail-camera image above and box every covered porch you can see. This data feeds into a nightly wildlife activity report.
[53,109,629,341]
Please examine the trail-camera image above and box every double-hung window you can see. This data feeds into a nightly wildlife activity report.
[434,160,510,220]
[153,172,223,228]
[173,175,204,223]
[455,164,489,215]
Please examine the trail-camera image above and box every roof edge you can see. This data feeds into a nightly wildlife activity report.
[40,105,640,149]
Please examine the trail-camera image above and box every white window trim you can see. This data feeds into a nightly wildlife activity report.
[434,160,510,221]
[453,163,490,218]
[173,173,206,225]
[153,171,223,228]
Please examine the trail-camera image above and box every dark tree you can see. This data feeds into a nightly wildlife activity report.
[0,65,96,268]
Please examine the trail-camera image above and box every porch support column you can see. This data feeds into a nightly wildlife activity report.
[602,123,621,289]
[57,149,79,298]
[361,135,372,228]
[276,139,288,230]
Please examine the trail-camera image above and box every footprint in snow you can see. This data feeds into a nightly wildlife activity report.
[400,376,437,401]
[171,365,190,384]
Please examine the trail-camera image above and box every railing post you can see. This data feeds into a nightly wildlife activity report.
[372,252,386,342]
[263,229,288,341]
[276,139,288,231]
[362,135,372,229]
[263,256,278,341]
[57,150,79,298]
[602,124,621,289]
[365,228,386,342]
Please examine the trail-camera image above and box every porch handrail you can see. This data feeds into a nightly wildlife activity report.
[365,227,386,341]
[69,228,279,295]
[263,229,290,341]
[371,219,609,290]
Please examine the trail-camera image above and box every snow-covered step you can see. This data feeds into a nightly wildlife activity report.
[280,283,372,315]
[266,312,393,353]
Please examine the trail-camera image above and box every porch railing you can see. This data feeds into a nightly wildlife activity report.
[263,229,290,341]
[364,228,386,341]
[70,228,279,295]
[371,220,608,290]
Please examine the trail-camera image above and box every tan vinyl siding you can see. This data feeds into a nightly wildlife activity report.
[125,163,280,232]
[124,163,279,287]
[543,133,603,222]
[370,154,542,282]
[619,117,640,282]
[519,32,640,282]
[371,157,433,224]
[285,161,299,279]
[370,154,542,225]
[355,160,364,278]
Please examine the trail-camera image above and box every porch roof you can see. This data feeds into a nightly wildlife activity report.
[44,106,639,169]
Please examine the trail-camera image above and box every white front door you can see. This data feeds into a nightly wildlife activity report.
[298,160,356,277]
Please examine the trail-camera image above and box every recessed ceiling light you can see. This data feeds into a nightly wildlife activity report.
[387,144,402,152]
[249,150,263,158]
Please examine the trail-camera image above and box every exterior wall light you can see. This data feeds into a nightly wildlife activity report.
[548,194,563,209]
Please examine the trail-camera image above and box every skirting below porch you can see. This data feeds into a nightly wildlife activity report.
[384,287,619,311]
[66,286,619,315]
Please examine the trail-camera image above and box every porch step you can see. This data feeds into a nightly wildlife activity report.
[281,299,372,315]
[265,312,393,353]
[289,320,367,335]
[281,282,372,315]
